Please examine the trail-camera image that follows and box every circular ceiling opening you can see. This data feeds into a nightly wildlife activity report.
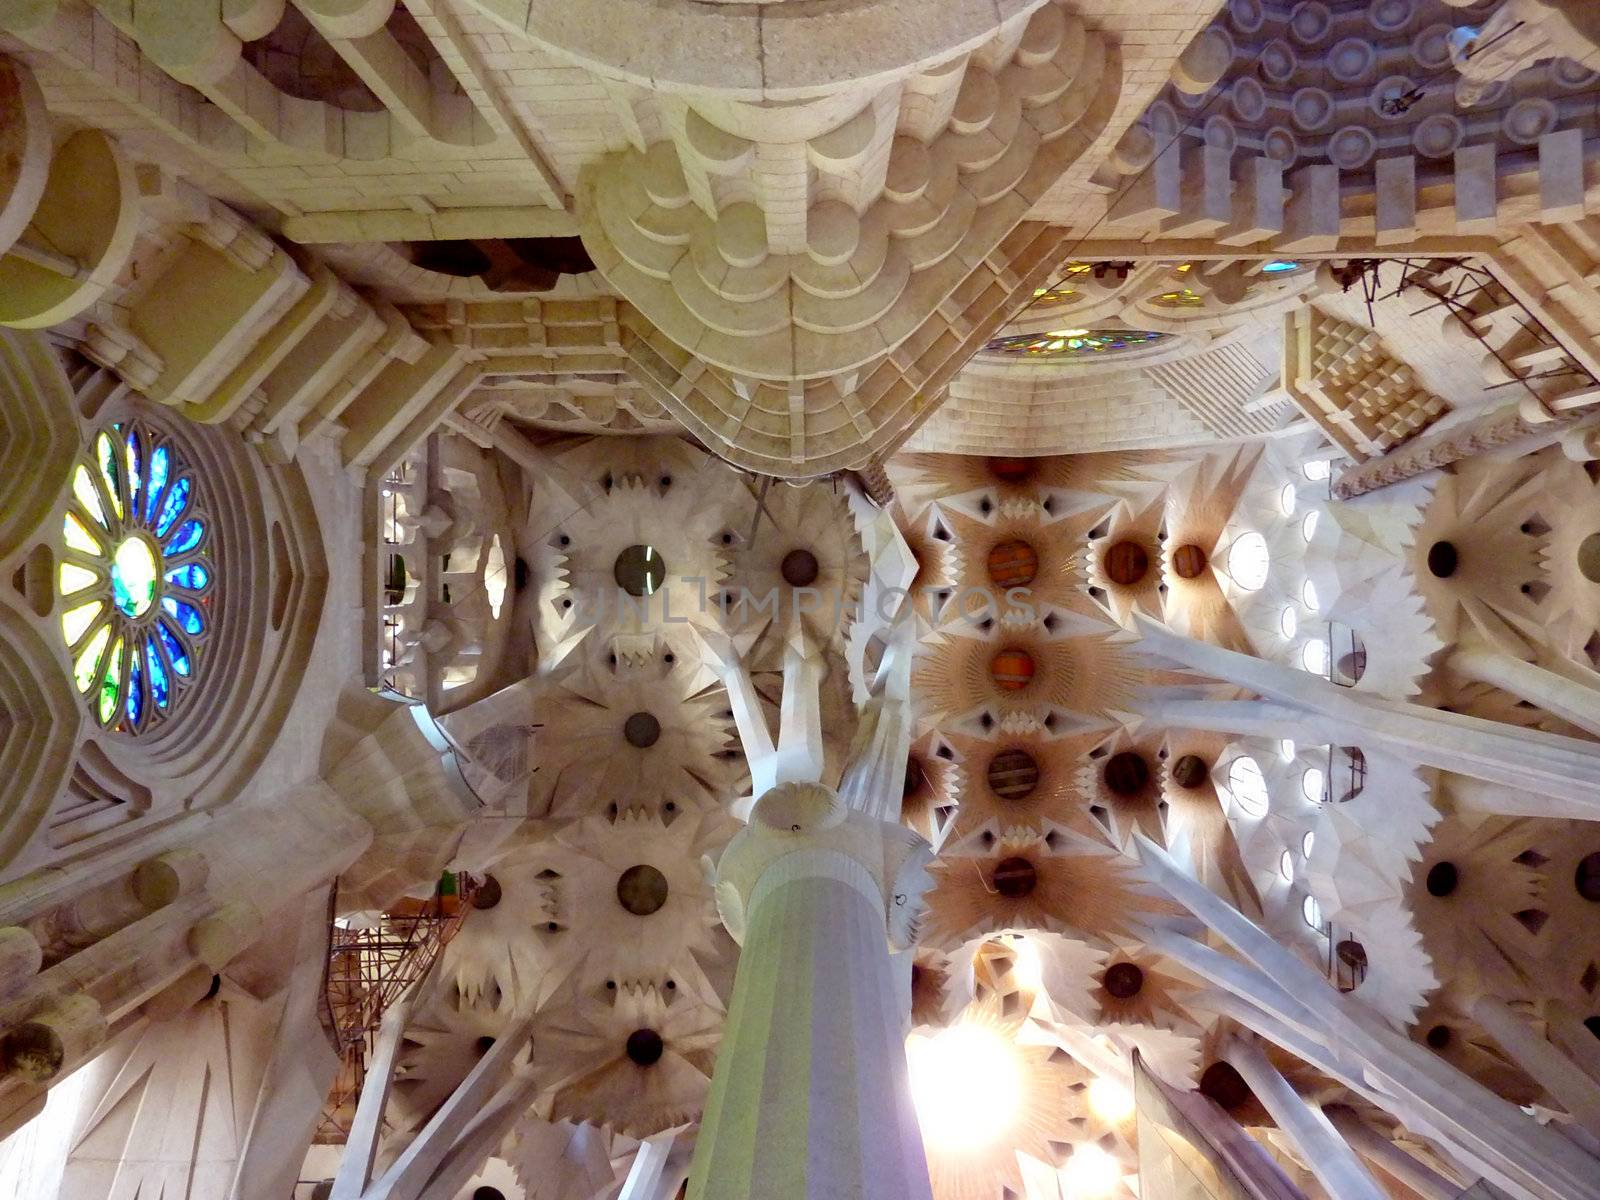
[1198,1061,1252,1109]
[475,1036,496,1055]
[1579,533,1600,584]
[987,539,1039,589]
[614,545,666,596]
[987,748,1040,800]
[1170,754,1209,789]
[1425,1025,1452,1049]
[989,648,1036,691]
[625,1028,665,1067]
[1425,861,1459,897]
[1575,851,1600,902]
[471,875,503,910]
[616,864,670,916]
[989,457,1034,483]
[780,548,820,587]
[1426,540,1459,579]
[623,711,662,748]
[1104,751,1152,797]
[1103,962,1145,999]
[1172,543,1209,579]
[992,856,1038,898]
[1105,540,1150,586]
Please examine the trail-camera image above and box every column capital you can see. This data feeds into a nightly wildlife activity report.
[713,781,933,949]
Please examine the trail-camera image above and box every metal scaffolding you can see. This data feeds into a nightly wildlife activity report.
[313,875,474,1142]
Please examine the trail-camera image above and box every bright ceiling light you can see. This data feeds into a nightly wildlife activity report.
[1062,1142,1122,1197]
[1086,1076,1135,1124]
[906,1024,1022,1150]
[1008,936,1044,992]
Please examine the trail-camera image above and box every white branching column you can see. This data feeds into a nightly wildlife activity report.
[688,782,934,1200]
[1133,614,1600,814]
[1224,1038,1387,1200]
[1448,644,1600,739]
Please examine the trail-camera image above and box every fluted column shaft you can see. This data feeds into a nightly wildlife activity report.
[1449,645,1600,739]
[1324,1106,1464,1200]
[689,848,932,1200]
[1469,994,1600,1139]
[1224,1039,1387,1200]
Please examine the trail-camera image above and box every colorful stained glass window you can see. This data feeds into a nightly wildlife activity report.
[982,328,1170,358]
[1261,260,1301,273]
[1152,288,1205,308]
[1029,284,1079,307]
[59,421,213,734]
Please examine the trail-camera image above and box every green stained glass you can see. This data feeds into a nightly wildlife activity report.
[96,432,123,519]
[99,636,123,724]
[983,328,1170,358]
[74,624,110,694]
[62,420,214,734]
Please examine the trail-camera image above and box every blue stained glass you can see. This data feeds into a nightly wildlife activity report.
[161,597,204,636]
[156,621,191,676]
[1262,260,1300,273]
[144,447,170,524]
[165,518,204,556]
[164,562,210,591]
[155,477,192,537]
[146,640,170,709]
[127,431,141,508]
[127,648,143,725]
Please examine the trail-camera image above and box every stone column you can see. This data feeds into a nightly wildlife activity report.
[1469,994,1600,1139]
[1134,615,1600,808]
[1448,645,1600,739]
[1324,1106,1465,1200]
[687,782,934,1200]
[1224,1039,1388,1200]
[1447,775,1600,822]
